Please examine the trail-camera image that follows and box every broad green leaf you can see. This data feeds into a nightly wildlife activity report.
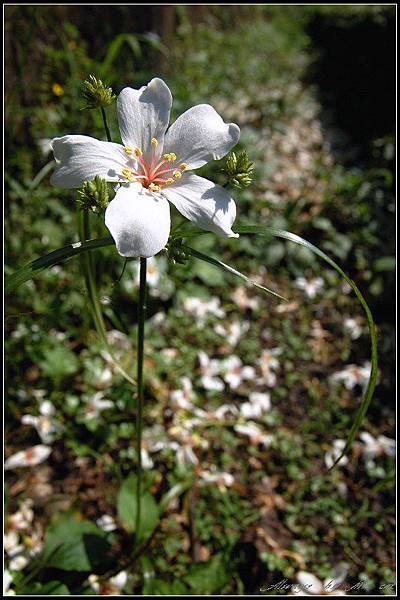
[143,578,189,595]
[38,346,79,380]
[183,245,287,301]
[5,236,114,294]
[117,474,159,540]
[184,553,230,594]
[39,516,112,572]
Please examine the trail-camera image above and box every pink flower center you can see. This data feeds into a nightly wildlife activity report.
[121,138,188,192]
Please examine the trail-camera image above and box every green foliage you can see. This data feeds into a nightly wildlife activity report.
[117,475,159,539]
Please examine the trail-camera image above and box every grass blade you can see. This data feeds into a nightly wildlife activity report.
[183,244,287,301]
[5,237,114,294]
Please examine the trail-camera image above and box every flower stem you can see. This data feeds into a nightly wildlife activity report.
[135,257,147,542]
[101,107,112,142]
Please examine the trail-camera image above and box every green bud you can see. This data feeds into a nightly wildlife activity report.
[165,237,190,265]
[81,74,116,110]
[76,176,109,214]
[221,149,254,189]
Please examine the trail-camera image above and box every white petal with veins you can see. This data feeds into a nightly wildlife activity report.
[105,183,170,257]
[50,135,127,188]
[163,104,240,169]
[163,174,238,238]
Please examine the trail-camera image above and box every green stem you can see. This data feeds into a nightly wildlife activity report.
[101,107,112,142]
[135,257,147,542]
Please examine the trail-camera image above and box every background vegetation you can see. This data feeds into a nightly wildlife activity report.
[5,5,395,596]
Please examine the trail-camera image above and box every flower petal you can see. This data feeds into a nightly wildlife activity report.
[296,572,323,595]
[50,135,127,189]
[163,104,240,169]
[105,183,170,257]
[162,174,238,238]
[117,78,172,157]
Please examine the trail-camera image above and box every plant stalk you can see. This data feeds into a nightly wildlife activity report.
[135,257,147,541]
[101,107,112,142]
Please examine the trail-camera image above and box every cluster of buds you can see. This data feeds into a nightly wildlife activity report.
[221,150,254,189]
[165,238,190,265]
[81,75,116,110]
[76,176,109,214]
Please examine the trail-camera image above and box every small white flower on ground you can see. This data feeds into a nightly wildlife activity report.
[21,409,58,444]
[295,276,324,299]
[343,317,363,340]
[7,499,34,531]
[89,571,127,595]
[234,422,273,447]
[170,377,195,411]
[292,565,348,595]
[183,296,225,322]
[324,439,348,469]
[257,348,281,387]
[3,569,15,596]
[231,286,260,311]
[359,431,396,459]
[200,469,235,492]
[84,392,113,419]
[96,514,117,532]
[141,447,154,470]
[222,355,255,390]
[331,362,371,390]
[214,320,249,347]
[5,445,52,470]
[240,392,271,419]
[51,78,240,258]
[198,351,224,391]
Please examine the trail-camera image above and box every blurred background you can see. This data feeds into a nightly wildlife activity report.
[5,5,395,596]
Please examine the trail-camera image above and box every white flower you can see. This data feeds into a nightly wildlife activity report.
[89,571,128,595]
[343,317,363,340]
[5,445,52,470]
[222,355,255,390]
[183,296,225,322]
[214,321,249,347]
[295,277,324,299]
[234,422,273,447]
[51,78,240,258]
[37,137,53,156]
[96,514,117,532]
[21,404,58,444]
[324,439,348,469]
[170,377,195,411]
[84,392,113,419]
[256,348,281,387]
[198,351,224,391]
[231,287,260,311]
[200,469,235,490]
[141,447,154,470]
[240,392,271,419]
[292,565,348,595]
[7,500,34,531]
[331,362,371,390]
[3,569,15,596]
[359,432,396,459]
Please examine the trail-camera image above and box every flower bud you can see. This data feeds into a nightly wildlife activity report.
[81,75,116,110]
[76,176,109,214]
[222,149,254,189]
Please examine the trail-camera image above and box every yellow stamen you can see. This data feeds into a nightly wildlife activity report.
[173,170,182,179]
[179,163,188,171]
[163,152,176,162]
[151,138,158,147]
[122,167,132,177]
[149,183,161,192]
[165,178,174,185]
[124,146,133,155]
[134,147,143,157]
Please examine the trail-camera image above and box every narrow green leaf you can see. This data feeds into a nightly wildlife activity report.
[183,245,287,301]
[5,236,114,294]
[233,224,378,468]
